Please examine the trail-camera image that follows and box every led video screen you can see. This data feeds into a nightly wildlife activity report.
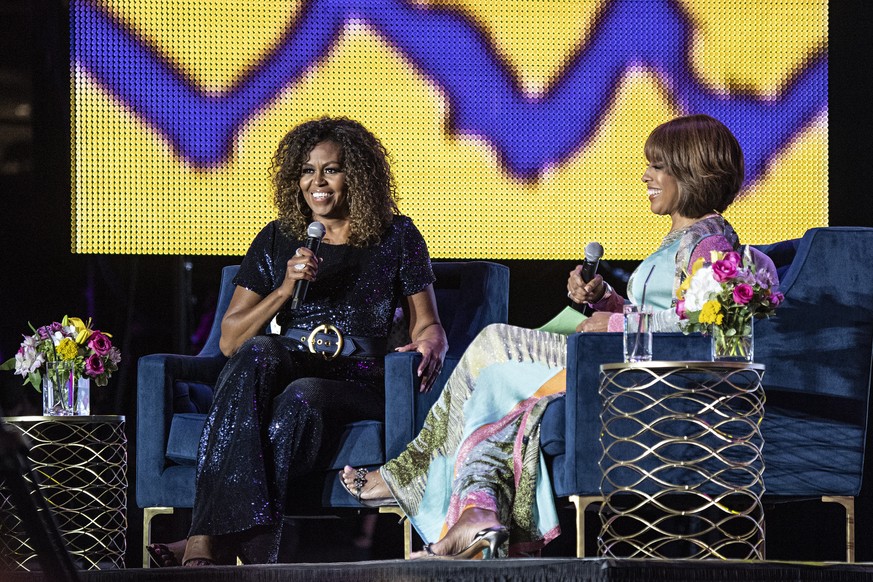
[71,0,827,259]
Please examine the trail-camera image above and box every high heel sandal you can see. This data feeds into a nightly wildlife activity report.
[423,526,509,560]
[146,543,180,567]
[338,467,396,508]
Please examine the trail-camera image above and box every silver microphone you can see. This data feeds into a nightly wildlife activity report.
[580,241,604,283]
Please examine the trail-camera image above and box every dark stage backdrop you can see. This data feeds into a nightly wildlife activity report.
[0,0,871,567]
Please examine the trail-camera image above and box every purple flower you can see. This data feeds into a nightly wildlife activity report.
[712,258,739,283]
[36,322,64,340]
[107,346,122,366]
[84,354,105,377]
[770,290,785,307]
[88,331,112,356]
[675,299,687,319]
[755,268,776,288]
[732,284,755,305]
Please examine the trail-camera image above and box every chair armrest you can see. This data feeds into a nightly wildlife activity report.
[135,353,226,506]
[562,332,709,495]
[383,351,460,459]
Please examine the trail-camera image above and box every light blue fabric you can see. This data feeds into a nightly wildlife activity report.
[381,324,567,555]
[629,237,681,311]
[411,358,564,545]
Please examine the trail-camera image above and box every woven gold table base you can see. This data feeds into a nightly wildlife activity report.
[0,416,127,570]
[597,362,765,560]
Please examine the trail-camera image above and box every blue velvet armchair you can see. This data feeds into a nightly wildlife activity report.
[542,226,873,560]
[135,260,509,566]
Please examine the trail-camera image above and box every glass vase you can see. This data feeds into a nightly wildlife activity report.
[42,361,90,416]
[710,317,754,362]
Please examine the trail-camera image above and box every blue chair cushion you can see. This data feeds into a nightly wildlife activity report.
[540,395,565,458]
[165,416,385,469]
[763,392,867,496]
[173,380,215,414]
[324,420,385,470]
[541,395,570,495]
[166,413,207,465]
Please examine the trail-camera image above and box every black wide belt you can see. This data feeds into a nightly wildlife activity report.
[284,324,386,360]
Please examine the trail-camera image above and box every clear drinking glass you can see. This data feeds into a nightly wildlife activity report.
[623,304,653,362]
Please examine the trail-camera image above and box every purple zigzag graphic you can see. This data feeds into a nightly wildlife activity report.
[72,0,827,181]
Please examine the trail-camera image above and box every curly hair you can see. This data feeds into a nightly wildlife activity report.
[644,114,744,217]
[271,117,399,246]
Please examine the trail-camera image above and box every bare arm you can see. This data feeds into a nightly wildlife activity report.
[219,247,320,356]
[394,285,448,393]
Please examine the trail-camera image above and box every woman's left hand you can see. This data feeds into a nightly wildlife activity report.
[577,311,612,332]
[395,336,447,393]
[401,286,449,393]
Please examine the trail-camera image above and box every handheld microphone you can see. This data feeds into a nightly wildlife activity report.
[571,241,604,314]
[580,241,604,282]
[290,221,326,310]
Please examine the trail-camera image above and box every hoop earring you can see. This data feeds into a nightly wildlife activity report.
[296,192,312,216]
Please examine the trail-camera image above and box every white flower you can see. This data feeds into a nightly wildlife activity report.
[684,266,723,312]
[14,347,45,377]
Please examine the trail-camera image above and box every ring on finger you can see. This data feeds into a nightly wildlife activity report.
[294,263,306,271]
[567,291,573,299]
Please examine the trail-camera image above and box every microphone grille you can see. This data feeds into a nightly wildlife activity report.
[584,241,604,262]
[307,221,327,239]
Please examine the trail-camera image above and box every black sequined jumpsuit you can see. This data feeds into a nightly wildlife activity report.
[188,216,435,563]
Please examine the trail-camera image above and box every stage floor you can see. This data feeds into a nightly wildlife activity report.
[5,558,873,582]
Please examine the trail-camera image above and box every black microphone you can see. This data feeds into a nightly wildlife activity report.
[290,221,326,309]
[580,241,604,282]
[571,241,604,314]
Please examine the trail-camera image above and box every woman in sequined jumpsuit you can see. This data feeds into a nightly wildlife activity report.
[148,117,447,566]
[340,115,777,559]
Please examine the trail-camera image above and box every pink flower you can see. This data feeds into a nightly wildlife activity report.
[675,299,687,319]
[732,284,754,305]
[88,331,112,356]
[722,251,742,266]
[84,354,105,377]
[712,258,739,283]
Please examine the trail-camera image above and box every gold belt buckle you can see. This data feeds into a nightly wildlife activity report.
[307,324,344,360]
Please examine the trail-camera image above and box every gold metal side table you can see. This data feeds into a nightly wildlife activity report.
[0,415,127,570]
[597,362,765,560]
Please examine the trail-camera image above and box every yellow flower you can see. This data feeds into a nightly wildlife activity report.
[689,257,706,276]
[709,250,726,264]
[677,275,692,300]
[64,315,93,344]
[56,338,79,361]
[698,300,724,325]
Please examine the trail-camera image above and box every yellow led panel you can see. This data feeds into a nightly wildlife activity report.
[71,0,828,258]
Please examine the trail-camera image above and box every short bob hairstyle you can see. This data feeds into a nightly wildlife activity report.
[272,117,398,247]
[644,114,744,218]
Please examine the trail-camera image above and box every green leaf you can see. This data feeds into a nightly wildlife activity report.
[0,357,15,371]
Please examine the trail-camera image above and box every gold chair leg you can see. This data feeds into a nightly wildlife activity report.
[379,506,411,559]
[142,507,175,568]
[822,495,855,562]
[569,495,603,558]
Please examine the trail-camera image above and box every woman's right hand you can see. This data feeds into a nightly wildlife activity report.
[219,247,322,357]
[281,246,321,295]
[567,267,606,305]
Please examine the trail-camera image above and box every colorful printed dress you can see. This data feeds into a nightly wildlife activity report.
[379,215,740,555]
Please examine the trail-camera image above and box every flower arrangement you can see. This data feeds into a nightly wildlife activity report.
[676,249,783,359]
[1,315,121,390]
